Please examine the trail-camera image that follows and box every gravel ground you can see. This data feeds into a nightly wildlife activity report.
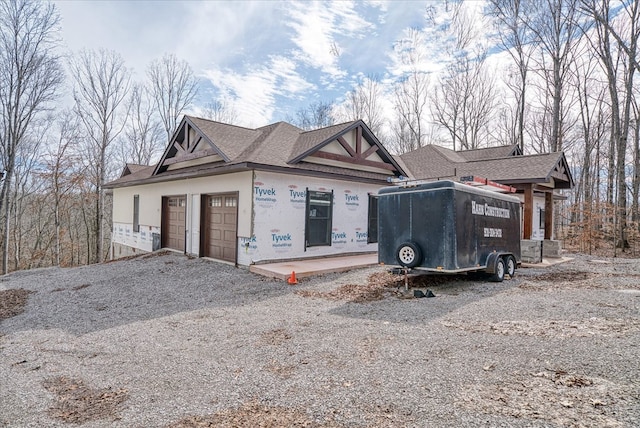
[1,251,639,427]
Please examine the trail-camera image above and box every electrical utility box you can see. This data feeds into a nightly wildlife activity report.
[377,180,522,281]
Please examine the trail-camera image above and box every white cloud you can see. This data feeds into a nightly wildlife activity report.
[269,56,316,95]
[55,1,281,78]
[177,1,280,71]
[203,55,315,127]
[286,1,375,79]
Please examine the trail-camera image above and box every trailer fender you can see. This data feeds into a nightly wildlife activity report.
[485,252,503,274]
[485,252,516,273]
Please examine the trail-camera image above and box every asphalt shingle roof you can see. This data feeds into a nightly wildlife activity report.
[399,144,572,188]
[105,117,571,190]
[105,117,398,188]
[186,116,261,161]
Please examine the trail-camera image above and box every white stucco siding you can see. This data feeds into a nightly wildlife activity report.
[238,170,380,266]
[111,171,253,255]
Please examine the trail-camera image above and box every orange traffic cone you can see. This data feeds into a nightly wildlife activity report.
[287,271,298,285]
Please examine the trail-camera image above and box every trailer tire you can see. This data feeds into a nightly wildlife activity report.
[490,258,505,282]
[396,242,423,268]
[505,255,516,278]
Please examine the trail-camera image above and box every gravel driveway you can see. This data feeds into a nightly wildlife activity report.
[1,252,639,427]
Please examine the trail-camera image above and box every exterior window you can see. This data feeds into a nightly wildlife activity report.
[133,195,140,233]
[209,197,222,207]
[305,189,333,247]
[539,209,545,230]
[367,194,378,243]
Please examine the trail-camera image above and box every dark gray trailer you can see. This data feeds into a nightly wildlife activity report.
[377,180,521,282]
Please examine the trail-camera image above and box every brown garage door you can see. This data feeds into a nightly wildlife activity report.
[202,193,237,263]
[162,196,186,251]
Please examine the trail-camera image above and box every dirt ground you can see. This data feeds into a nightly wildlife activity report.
[0,252,639,427]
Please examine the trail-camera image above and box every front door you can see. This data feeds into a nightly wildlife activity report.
[202,193,238,263]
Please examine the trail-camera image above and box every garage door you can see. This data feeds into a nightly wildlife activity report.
[162,196,186,251]
[202,193,237,263]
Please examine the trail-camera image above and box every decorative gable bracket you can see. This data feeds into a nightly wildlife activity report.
[153,117,228,175]
[290,121,406,176]
[547,153,574,188]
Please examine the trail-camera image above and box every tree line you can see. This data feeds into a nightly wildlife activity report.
[289,0,639,255]
[1,0,639,274]
[0,0,206,272]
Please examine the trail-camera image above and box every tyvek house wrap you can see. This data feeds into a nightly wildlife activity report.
[237,171,379,266]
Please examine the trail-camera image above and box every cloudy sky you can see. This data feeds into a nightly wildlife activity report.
[53,0,486,128]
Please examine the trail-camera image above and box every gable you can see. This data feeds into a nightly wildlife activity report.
[547,153,573,187]
[120,163,147,178]
[289,121,404,176]
[153,117,228,175]
[550,156,569,181]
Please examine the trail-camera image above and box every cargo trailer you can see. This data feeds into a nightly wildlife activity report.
[377,180,521,282]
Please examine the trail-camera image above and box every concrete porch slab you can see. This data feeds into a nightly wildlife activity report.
[521,256,574,268]
[249,253,379,281]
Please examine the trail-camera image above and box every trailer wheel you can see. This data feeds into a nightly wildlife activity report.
[505,256,516,278]
[490,258,505,282]
[396,242,423,268]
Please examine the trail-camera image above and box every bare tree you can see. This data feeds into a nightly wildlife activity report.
[339,75,385,136]
[582,0,640,73]
[147,53,199,143]
[390,28,430,153]
[46,111,84,266]
[0,0,64,274]
[287,101,336,130]
[8,119,48,270]
[432,52,498,150]
[121,83,163,165]
[489,0,537,151]
[391,69,430,153]
[527,0,581,153]
[630,92,639,231]
[69,48,131,263]
[202,99,238,124]
[571,51,610,252]
[581,0,639,250]
[430,3,498,151]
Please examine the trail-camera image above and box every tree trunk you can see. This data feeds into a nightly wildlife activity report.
[1,167,13,274]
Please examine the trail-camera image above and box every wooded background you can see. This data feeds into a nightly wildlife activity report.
[1,0,638,274]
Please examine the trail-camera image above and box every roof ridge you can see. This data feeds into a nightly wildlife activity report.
[298,120,358,135]
[429,144,466,163]
[186,114,257,132]
[465,151,561,163]
[234,121,300,162]
[457,144,516,152]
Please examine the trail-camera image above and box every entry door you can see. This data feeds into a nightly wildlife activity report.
[162,196,186,251]
[202,193,238,263]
